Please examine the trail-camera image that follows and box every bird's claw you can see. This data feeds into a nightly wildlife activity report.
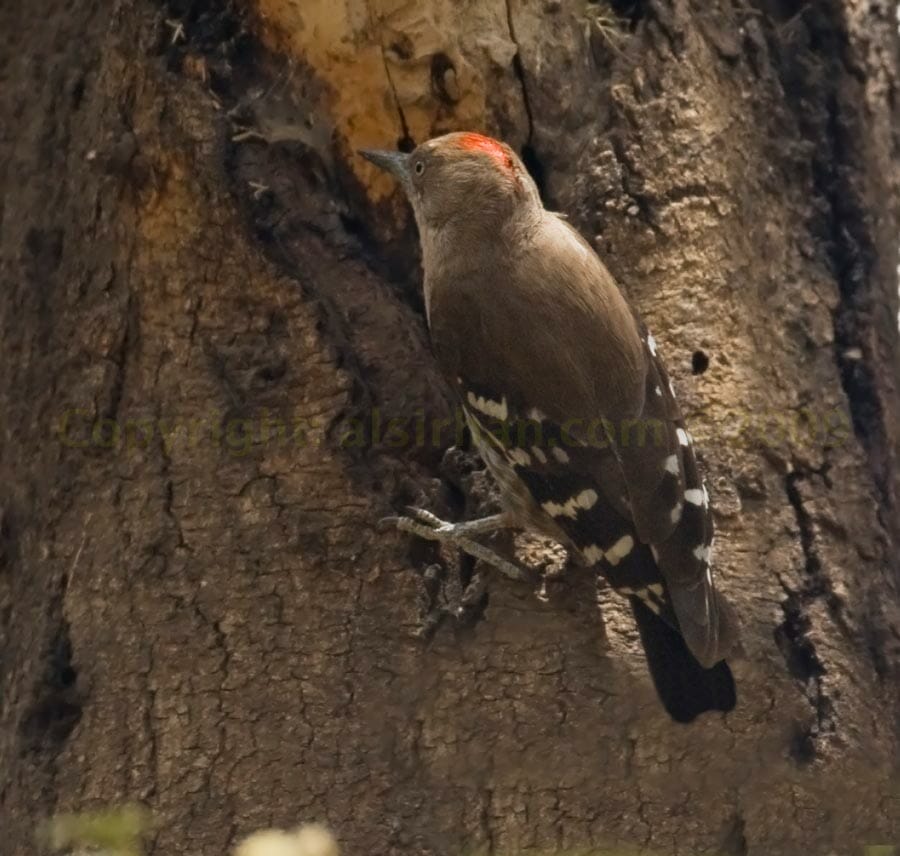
[379,507,528,582]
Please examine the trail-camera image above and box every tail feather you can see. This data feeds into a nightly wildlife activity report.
[667,577,742,668]
[631,596,737,723]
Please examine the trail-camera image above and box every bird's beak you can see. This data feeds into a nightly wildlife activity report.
[359,149,412,190]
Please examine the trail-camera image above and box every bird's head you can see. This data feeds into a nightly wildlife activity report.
[360,132,541,239]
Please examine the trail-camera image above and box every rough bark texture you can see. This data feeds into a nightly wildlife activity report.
[1,1,899,854]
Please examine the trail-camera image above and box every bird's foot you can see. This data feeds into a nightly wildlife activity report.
[379,507,528,582]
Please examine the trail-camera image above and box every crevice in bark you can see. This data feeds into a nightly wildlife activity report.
[862,597,892,683]
[477,787,495,855]
[368,0,416,150]
[746,0,900,748]
[19,616,82,755]
[751,0,894,517]
[504,0,549,200]
[774,467,839,759]
[23,226,64,352]
[821,96,893,513]
[146,395,187,559]
[105,290,136,423]
[722,812,748,856]
[520,142,546,201]
[785,465,848,625]
[504,0,534,145]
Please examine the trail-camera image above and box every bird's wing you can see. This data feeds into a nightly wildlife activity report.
[461,367,735,668]
[607,317,729,666]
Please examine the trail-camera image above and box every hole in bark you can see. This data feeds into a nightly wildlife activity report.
[691,350,709,374]
[430,53,459,104]
[256,361,287,383]
[388,35,414,61]
[605,0,644,26]
[397,135,416,153]
[167,0,242,46]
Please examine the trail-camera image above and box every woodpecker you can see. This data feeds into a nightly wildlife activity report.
[362,132,739,722]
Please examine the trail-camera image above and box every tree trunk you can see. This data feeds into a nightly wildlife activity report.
[1,0,899,854]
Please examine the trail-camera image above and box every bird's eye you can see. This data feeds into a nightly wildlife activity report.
[414,161,425,176]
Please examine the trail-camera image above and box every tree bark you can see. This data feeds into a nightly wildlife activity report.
[1,0,899,854]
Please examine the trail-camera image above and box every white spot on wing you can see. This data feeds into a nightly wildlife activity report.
[583,544,604,564]
[677,428,690,447]
[669,379,677,397]
[655,385,662,397]
[604,534,634,566]
[670,501,683,523]
[664,454,679,475]
[702,485,710,508]
[685,488,704,506]
[647,333,658,355]
[507,448,531,467]
[531,446,547,464]
[466,391,508,421]
[648,583,664,596]
[542,489,599,519]
[526,407,546,421]
[551,446,570,464]
[693,544,711,563]
[642,596,661,614]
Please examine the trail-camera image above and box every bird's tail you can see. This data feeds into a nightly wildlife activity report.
[630,595,737,723]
